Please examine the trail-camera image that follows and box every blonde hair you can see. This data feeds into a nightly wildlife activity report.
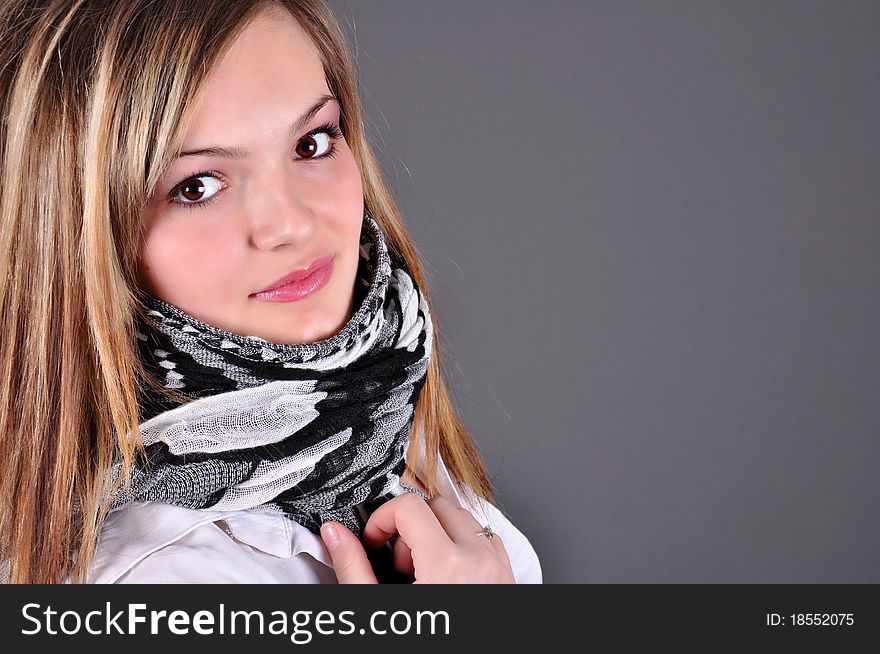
[0,0,493,584]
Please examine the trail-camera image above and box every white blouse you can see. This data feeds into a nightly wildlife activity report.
[87,447,543,584]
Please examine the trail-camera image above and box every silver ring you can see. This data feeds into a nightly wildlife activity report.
[474,524,494,539]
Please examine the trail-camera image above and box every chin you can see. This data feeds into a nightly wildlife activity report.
[258,307,349,345]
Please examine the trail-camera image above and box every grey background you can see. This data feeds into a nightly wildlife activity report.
[327,0,880,582]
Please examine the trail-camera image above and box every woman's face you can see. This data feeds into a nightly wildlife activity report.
[138,8,364,344]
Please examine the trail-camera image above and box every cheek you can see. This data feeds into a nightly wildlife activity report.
[308,146,362,211]
[138,216,240,298]
[339,156,367,272]
[302,148,364,252]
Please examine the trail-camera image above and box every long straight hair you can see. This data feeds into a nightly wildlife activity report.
[0,0,493,584]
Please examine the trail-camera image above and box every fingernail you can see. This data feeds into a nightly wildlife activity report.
[321,523,340,550]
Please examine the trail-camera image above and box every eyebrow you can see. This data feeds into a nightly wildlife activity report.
[175,93,338,160]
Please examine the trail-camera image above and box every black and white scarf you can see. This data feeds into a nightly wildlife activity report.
[110,209,432,537]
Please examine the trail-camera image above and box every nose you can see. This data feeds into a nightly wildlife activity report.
[247,178,317,251]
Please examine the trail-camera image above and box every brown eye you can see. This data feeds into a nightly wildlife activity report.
[170,175,225,207]
[180,179,206,201]
[294,132,332,159]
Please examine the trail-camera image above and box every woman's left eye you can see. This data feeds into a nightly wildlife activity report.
[167,123,344,211]
[294,132,331,159]
[294,122,343,161]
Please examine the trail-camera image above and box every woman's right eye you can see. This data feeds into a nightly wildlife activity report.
[169,172,227,209]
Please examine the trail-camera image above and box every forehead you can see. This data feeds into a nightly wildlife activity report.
[183,9,329,144]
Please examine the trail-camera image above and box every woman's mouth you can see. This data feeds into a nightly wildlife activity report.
[250,256,334,302]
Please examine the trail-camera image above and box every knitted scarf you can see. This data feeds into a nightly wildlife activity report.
[109,209,432,537]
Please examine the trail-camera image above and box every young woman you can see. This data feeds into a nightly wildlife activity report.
[0,0,541,584]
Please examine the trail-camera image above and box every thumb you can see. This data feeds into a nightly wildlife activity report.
[320,521,378,584]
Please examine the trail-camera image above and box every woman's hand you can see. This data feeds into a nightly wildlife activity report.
[320,493,515,584]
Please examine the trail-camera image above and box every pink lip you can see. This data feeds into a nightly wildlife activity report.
[250,256,334,302]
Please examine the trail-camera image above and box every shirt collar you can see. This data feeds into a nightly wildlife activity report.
[222,440,464,566]
[90,438,461,582]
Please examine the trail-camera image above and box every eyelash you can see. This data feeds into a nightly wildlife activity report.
[167,121,344,211]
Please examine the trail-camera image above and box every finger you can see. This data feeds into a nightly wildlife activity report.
[468,519,515,580]
[392,535,415,577]
[485,532,515,582]
[362,492,453,554]
[480,528,512,566]
[424,495,489,545]
[426,497,514,579]
[320,521,378,584]
[428,497,509,561]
